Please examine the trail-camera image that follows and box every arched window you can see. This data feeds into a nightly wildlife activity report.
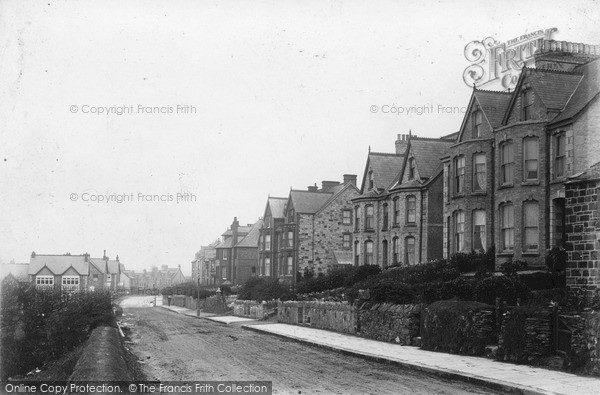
[392,237,399,264]
[406,196,416,224]
[500,203,514,252]
[354,206,360,231]
[382,239,388,268]
[523,137,539,181]
[472,210,486,252]
[453,211,465,252]
[382,203,389,230]
[454,156,465,193]
[523,201,539,252]
[405,237,416,265]
[500,141,514,185]
[473,153,486,192]
[472,108,483,138]
[365,205,374,230]
[408,158,416,180]
[364,240,374,265]
[393,198,400,225]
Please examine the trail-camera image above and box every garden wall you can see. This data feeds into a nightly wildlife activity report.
[498,306,553,362]
[357,303,421,345]
[233,300,277,320]
[567,311,600,376]
[278,301,357,334]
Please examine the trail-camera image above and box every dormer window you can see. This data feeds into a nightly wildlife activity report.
[521,89,533,121]
[368,170,374,190]
[472,109,483,138]
[408,158,416,180]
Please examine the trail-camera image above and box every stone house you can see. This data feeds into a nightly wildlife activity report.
[214,218,252,284]
[353,133,455,267]
[443,40,600,269]
[279,175,359,284]
[89,251,122,291]
[192,241,218,286]
[214,217,262,285]
[565,163,600,297]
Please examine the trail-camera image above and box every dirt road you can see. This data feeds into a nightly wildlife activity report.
[120,296,503,395]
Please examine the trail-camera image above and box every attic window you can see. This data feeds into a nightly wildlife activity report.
[472,109,483,138]
[408,158,416,180]
[521,89,533,121]
[368,171,374,190]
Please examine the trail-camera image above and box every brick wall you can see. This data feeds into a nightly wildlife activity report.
[357,303,421,345]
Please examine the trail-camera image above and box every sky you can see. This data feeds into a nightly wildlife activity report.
[1,0,599,276]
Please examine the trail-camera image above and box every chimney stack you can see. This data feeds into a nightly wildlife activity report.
[321,181,341,191]
[343,174,357,186]
[395,133,414,155]
[307,184,318,192]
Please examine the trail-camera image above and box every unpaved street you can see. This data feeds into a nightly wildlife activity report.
[120,296,503,395]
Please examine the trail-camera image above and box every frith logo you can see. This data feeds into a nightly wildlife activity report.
[463,28,558,90]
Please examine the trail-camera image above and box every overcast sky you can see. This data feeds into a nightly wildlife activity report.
[1,0,598,275]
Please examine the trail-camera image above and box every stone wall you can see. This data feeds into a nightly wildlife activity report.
[233,300,277,320]
[498,306,553,362]
[565,174,600,297]
[278,301,357,334]
[357,303,421,345]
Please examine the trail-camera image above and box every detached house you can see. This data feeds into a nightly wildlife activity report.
[277,175,359,284]
[258,197,287,278]
[89,251,122,291]
[28,252,90,291]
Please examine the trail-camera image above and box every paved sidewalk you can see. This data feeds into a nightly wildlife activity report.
[242,324,600,395]
[157,304,600,394]
[158,304,215,318]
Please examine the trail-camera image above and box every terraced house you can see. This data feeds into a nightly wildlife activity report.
[258,197,287,278]
[214,217,262,285]
[443,40,600,270]
[352,133,455,268]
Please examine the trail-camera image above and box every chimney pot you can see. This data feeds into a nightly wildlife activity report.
[343,174,357,186]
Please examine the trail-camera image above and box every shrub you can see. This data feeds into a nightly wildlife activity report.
[238,277,293,302]
[421,277,475,304]
[421,299,496,356]
[525,288,567,306]
[546,246,567,272]
[500,259,528,278]
[473,275,528,305]
[518,271,565,291]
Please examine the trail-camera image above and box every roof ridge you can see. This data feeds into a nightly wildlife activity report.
[475,88,512,95]
[369,151,403,156]
[525,67,584,76]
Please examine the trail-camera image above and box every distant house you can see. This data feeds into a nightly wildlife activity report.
[0,261,30,283]
[28,252,90,291]
[215,218,256,285]
[89,250,122,291]
[119,263,132,292]
[192,241,218,286]
[129,265,186,290]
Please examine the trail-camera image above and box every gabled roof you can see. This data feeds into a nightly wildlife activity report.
[235,219,263,247]
[288,190,333,214]
[360,152,405,193]
[107,260,120,274]
[28,254,90,276]
[316,183,360,215]
[265,197,287,219]
[473,89,512,129]
[405,138,454,180]
[90,258,107,273]
[551,58,600,125]
[221,226,252,237]
[215,237,234,249]
[502,67,584,125]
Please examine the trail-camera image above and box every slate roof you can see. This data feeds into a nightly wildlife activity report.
[267,197,287,218]
[551,59,600,124]
[362,152,405,192]
[408,139,454,179]
[525,68,584,110]
[235,219,263,247]
[289,190,333,214]
[90,258,107,273]
[221,226,252,237]
[28,254,90,276]
[474,90,512,128]
[107,260,120,274]
[215,238,234,249]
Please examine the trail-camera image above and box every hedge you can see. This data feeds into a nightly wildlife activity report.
[421,300,496,356]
